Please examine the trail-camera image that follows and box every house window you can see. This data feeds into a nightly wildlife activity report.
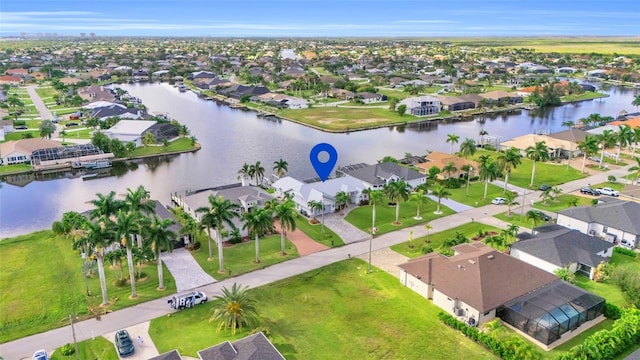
[483,311,490,316]
[603,226,608,233]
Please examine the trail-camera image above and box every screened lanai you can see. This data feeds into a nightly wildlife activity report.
[499,280,605,345]
[31,144,105,165]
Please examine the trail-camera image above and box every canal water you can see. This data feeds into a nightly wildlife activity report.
[1,82,637,238]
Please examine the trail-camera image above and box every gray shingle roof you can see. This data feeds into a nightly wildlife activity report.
[150,349,183,360]
[512,225,612,267]
[341,162,424,186]
[558,200,640,235]
[198,332,285,360]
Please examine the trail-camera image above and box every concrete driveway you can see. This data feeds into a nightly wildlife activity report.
[104,321,158,359]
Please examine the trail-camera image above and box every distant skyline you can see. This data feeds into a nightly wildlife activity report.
[1,0,639,37]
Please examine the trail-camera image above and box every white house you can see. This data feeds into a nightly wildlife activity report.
[103,120,157,146]
[556,200,640,249]
[0,138,62,165]
[398,95,442,116]
[338,162,426,190]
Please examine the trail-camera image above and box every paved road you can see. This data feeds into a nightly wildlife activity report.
[1,164,634,359]
[26,85,53,120]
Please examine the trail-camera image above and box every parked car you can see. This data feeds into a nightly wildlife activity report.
[65,122,78,127]
[15,125,28,130]
[168,291,208,310]
[596,187,619,197]
[491,197,506,205]
[114,330,135,357]
[32,350,48,360]
[538,184,551,191]
[580,187,600,196]
[530,210,552,222]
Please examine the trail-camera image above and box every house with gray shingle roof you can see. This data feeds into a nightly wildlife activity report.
[198,332,285,360]
[556,200,640,249]
[338,162,426,190]
[511,224,613,280]
[150,349,183,360]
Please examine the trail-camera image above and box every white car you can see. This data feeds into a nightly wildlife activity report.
[491,197,506,205]
[596,187,619,197]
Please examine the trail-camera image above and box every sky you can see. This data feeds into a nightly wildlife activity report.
[0,0,639,37]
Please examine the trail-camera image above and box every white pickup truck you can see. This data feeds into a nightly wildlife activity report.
[168,291,208,310]
[595,187,619,197]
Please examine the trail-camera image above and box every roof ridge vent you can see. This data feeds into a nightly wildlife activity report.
[487,255,495,259]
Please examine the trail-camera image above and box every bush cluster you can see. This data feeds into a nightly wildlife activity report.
[604,302,622,320]
[613,247,637,258]
[60,343,75,356]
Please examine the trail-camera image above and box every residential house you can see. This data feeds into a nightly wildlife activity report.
[398,95,442,116]
[0,75,23,85]
[103,120,157,146]
[500,133,579,159]
[557,200,640,249]
[415,152,479,180]
[0,119,15,142]
[479,91,523,105]
[153,200,189,248]
[357,92,386,103]
[328,88,355,100]
[338,162,426,190]
[0,138,62,165]
[197,332,285,360]
[547,128,588,147]
[511,224,614,280]
[436,95,476,111]
[149,350,182,360]
[5,68,28,77]
[88,104,142,121]
[78,85,116,103]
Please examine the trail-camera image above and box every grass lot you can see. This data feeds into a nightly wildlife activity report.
[190,234,298,281]
[376,86,442,100]
[574,252,639,308]
[0,163,32,174]
[131,138,198,157]
[591,181,626,192]
[447,182,508,207]
[63,127,93,139]
[294,215,344,247]
[474,150,587,189]
[561,91,606,102]
[2,130,40,142]
[51,336,118,360]
[451,37,640,55]
[35,86,57,99]
[149,259,495,359]
[0,230,176,343]
[494,212,545,231]
[345,197,454,235]
[533,194,594,213]
[391,222,503,258]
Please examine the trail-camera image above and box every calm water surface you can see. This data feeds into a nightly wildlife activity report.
[1,82,637,238]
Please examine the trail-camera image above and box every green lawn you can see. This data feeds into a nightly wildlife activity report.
[63,127,94,139]
[2,130,41,142]
[447,182,509,207]
[294,215,344,247]
[189,234,299,281]
[574,252,639,308]
[561,91,606,102]
[131,138,198,156]
[533,194,593,213]
[391,222,503,258]
[51,336,118,360]
[345,197,454,236]
[0,163,32,174]
[149,259,495,359]
[494,212,537,231]
[0,230,176,343]
[591,181,626,191]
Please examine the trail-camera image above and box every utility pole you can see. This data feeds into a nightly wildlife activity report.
[69,314,80,360]
[520,189,527,220]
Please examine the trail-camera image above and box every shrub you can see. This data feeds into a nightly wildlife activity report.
[604,302,622,320]
[60,343,75,356]
[607,175,617,182]
[193,241,201,250]
[421,245,433,254]
[12,120,25,126]
[592,261,609,282]
[614,246,637,258]
[554,267,576,284]
[610,267,640,307]
[469,176,480,182]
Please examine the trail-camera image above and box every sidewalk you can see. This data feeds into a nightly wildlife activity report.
[25,85,53,120]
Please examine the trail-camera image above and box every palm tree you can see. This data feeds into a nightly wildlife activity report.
[196,208,217,261]
[442,161,457,180]
[39,120,55,139]
[124,185,155,247]
[252,161,265,187]
[410,189,429,220]
[446,133,460,155]
[478,155,499,199]
[597,129,616,168]
[497,148,522,191]
[504,191,519,216]
[479,129,488,145]
[632,94,640,111]
[307,200,323,221]
[629,157,640,185]
[7,94,24,121]
[196,195,240,273]
[274,199,297,255]
[461,164,473,196]
[237,163,251,181]
[242,208,273,263]
[577,135,599,173]
[209,283,259,335]
[83,220,114,305]
[551,186,562,202]
[424,223,433,243]
[526,210,545,233]
[459,138,477,159]
[114,210,140,298]
[540,187,554,205]
[431,184,451,214]
[632,128,640,155]
[90,191,124,222]
[384,180,411,224]
[334,191,350,214]
[144,216,176,290]
[506,223,520,242]
[617,125,634,163]
[561,120,575,129]
[272,158,288,178]
[367,189,385,231]
[525,141,550,187]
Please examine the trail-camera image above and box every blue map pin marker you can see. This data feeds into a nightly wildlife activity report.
[310,143,338,182]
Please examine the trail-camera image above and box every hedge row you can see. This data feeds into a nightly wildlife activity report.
[438,312,541,360]
[555,307,640,360]
[614,246,637,258]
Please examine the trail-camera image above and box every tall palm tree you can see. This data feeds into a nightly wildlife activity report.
[83,220,114,305]
[461,164,473,196]
[597,129,616,168]
[525,141,550,187]
[90,191,124,222]
[210,283,259,335]
[307,200,323,221]
[632,128,640,155]
[459,138,477,159]
[410,189,429,220]
[197,195,240,273]
[504,191,519,216]
[479,129,488,145]
[196,208,217,261]
[526,210,545,234]
[384,180,411,224]
[431,184,451,214]
[238,162,251,182]
[114,210,140,298]
[478,155,500,199]
[561,120,575,129]
[506,223,520,242]
[242,208,273,263]
[367,189,385,231]
[442,161,457,180]
[272,158,288,178]
[577,135,599,173]
[497,148,522,191]
[632,94,640,111]
[424,223,433,243]
[446,133,460,155]
[251,161,265,187]
[617,125,634,163]
[629,157,640,185]
[124,185,154,247]
[274,199,297,255]
[143,216,176,290]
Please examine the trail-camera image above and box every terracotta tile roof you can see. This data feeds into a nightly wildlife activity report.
[610,116,640,129]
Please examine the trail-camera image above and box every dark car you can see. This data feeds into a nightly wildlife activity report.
[114,330,135,357]
[531,210,552,222]
[15,125,28,130]
[580,187,600,196]
[65,122,78,127]
[538,184,551,191]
